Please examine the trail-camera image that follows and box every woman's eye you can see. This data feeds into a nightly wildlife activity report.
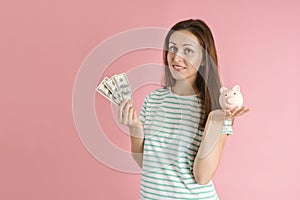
[184,48,194,55]
[169,46,177,53]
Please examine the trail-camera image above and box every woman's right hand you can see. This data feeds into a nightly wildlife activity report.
[118,100,143,134]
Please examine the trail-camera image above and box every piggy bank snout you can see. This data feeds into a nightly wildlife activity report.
[226,97,238,104]
[226,97,236,104]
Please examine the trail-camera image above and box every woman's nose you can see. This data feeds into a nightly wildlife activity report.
[173,52,184,62]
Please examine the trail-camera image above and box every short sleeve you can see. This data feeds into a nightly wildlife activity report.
[139,94,150,125]
[222,119,233,135]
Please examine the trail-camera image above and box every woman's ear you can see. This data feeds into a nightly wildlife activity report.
[198,52,206,69]
[200,60,205,68]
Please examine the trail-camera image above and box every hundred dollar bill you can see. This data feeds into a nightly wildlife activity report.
[111,73,132,100]
[96,77,121,105]
[104,77,123,102]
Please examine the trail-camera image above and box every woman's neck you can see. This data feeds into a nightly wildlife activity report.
[171,78,199,96]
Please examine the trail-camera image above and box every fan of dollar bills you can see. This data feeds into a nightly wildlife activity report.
[96,73,132,105]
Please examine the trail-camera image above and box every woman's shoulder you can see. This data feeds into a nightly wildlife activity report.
[147,87,170,97]
[143,87,170,101]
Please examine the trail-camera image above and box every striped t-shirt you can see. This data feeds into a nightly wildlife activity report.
[138,87,233,200]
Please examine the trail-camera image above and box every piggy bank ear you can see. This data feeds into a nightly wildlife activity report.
[220,86,227,93]
[233,85,240,92]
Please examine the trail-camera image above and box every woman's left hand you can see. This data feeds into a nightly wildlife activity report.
[225,106,250,119]
[209,107,250,121]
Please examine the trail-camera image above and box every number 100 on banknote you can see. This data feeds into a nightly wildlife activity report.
[96,73,132,105]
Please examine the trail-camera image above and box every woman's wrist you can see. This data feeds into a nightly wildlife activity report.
[129,125,144,138]
[221,118,234,135]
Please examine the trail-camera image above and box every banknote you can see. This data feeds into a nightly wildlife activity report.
[96,73,132,105]
[96,77,121,105]
[111,73,132,100]
[104,77,123,102]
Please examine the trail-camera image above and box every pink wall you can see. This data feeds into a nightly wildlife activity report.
[1,0,300,199]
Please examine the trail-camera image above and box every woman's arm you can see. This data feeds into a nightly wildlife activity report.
[193,133,227,185]
[129,125,145,168]
[193,107,249,185]
[119,100,145,169]
[193,109,229,185]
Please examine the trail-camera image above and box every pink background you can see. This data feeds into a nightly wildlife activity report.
[1,0,300,199]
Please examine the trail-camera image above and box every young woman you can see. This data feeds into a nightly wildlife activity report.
[118,19,249,200]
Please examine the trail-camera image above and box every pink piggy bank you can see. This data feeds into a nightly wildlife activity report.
[219,85,244,110]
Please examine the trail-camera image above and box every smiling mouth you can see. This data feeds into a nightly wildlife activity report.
[172,64,186,71]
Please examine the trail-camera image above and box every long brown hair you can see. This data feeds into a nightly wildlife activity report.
[162,19,222,129]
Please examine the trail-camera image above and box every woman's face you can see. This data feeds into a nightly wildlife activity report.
[167,30,203,82]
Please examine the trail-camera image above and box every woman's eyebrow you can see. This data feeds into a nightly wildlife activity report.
[183,43,196,47]
[169,42,196,47]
